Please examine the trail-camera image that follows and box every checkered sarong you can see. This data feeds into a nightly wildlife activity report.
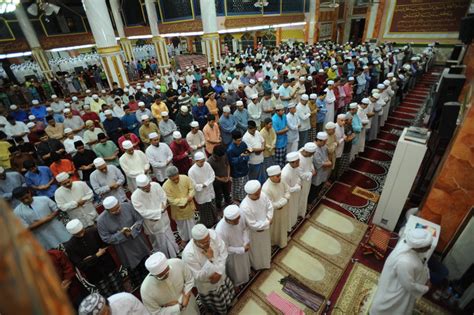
[200,275,235,314]
[232,175,248,202]
[275,147,287,168]
[308,128,317,142]
[95,270,123,297]
[338,152,351,177]
[197,201,218,228]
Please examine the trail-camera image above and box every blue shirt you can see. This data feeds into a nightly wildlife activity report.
[316,99,327,123]
[278,85,291,108]
[25,166,57,198]
[11,110,28,122]
[272,113,288,148]
[31,105,47,121]
[351,113,362,145]
[227,141,249,178]
[121,113,140,135]
[233,109,249,134]
[192,105,210,129]
[219,115,236,145]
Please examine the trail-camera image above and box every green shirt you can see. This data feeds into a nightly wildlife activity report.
[93,141,119,166]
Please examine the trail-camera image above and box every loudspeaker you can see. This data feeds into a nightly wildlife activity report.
[459,15,474,44]
[437,102,461,140]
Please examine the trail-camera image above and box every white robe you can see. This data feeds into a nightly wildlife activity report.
[140,258,199,315]
[215,215,251,286]
[145,143,173,182]
[262,179,290,248]
[186,130,206,156]
[335,124,346,158]
[187,162,215,205]
[281,163,301,231]
[55,181,97,227]
[119,150,150,191]
[298,151,314,217]
[357,106,369,153]
[247,101,262,126]
[240,192,273,270]
[324,89,336,125]
[131,183,179,258]
[370,242,430,315]
[181,230,229,295]
[108,292,151,315]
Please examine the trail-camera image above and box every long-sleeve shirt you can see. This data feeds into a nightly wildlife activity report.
[0,171,26,208]
[272,113,288,149]
[145,143,173,182]
[219,115,236,145]
[89,165,127,202]
[233,109,249,134]
[240,192,274,231]
[55,181,97,227]
[247,101,262,126]
[25,166,58,198]
[186,130,206,156]
[119,150,150,179]
[162,175,196,220]
[296,103,311,131]
[260,126,276,158]
[226,141,249,178]
[188,162,215,204]
[203,123,221,155]
[170,140,192,174]
[158,119,177,145]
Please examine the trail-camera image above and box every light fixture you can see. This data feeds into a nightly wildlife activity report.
[0,0,20,14]
[254,0,269,8]
[27,1,60,17]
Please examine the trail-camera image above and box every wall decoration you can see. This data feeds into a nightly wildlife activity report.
[319,22,333,40]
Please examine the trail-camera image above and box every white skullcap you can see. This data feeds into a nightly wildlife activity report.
[92,94,99,99]
[161,111,168,117]
[63,108,71,114]
[299,76,305,81]
[266,165,281,176]
[405,228,433,249]
[103,196,119,209]
[66,219,83,234]
[288,103,296,109]
[101,90,106,93]
[148,132,159,139]
[286,151,300,162]
[337,113,347,120]
[372,93,380,99]
[317,131,328,140]
[318,69,324,73]
[192,224,209,240]
[93,157,106,167]
[291,67,296,71]
[190,121,199,128]
[387,72,394,78]
[197,98,204,103]
[138,101,145,107]
[361,98,370,104]
[257,78,263,82]
[244,180,261,194]
[173,131,182,139]
[227,76,232,80]
[145,75,150,79]
[122,140,133,149]
[51,94,57,98]
[275,104,284,110]
[251,94,258,99]
[348,76,355,81]
[349,102,358,109]
[136,174,150,187]
[363,65,369,70]
[273,76,278,80]
[141,114,149,121]
[224,205,240,220]
[310,93,317,100]
[141,88,148,94]
[85,89,91,93]
[304,142,317,153]
[399,74,405,80]
[223,106,231,113]
[327,80,334,85]
[202,79,210,84]
[46,107,53,111]
[332,65,337,69]
[104,110,113,115]
[372,89,380,94]
[27,122,35,128]
[373,61,379,65]
[383,80,390,86]
[301,94,309,101]
[411,57,417,61]
[145,252,168,275]
[32,100,39,105]
[377,83,385,89]
[307,76,312,81]
[64,128,73,134]
[273,89,280,94]
[236,100,244,106]
[56,172,69,182]
[180,106,189,113]
[194,151,205,161]
[325,121,336,129]
[249,79,256,84]
[10,105,17,110]
[123,88,129,92]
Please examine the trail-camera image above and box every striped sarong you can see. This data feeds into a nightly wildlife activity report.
[200,275,235,314]
[232,175,248,202]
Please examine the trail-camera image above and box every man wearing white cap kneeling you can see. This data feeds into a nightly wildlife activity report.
[262,165,290,248]
[282,151,302,231]
[298,142,317,216]
[240,180,273,270]
[215,205,251,287]
[141,252,199,315]
[131,174,179,258]
[119,140,150,191]
[182,224,235,314]
[370,229,433,315]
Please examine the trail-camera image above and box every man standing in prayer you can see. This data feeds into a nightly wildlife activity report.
[203,115,221,156]
[282,152,302,232]
[272,104,288,168]
[286,103,300,153]
[119,140,150,191]
[219,106,236,146]
[186,121,206,157]
[182,224,235,314]
[260,117,276,173]
[226,130,250,203]
[97,196,150,288]
[93,133,121,167]
[240,180,273,270]
[170,131,193,175]
[131,174,180,258]
[79,292,150,315]
[242,120,265,183]
[89,157,127,203]
[296,94,311,148]
[310,132,332,201]
[207,145,232,209]
[0,166,25,209]
[357,98,370,153]
[187,152,218,228]
[370,229,433,315]
[215,205,251,286]
[262,165,290,249]
[298,142,317,216]
[162,166,196,244]
[158,111,177,145]
[55,172,97,227]
[141,252,199,315]
[145,132,173,184]
[12,186,70,250]
[325,121,338,172]
[334,114,346,179]
[64,219,123,297]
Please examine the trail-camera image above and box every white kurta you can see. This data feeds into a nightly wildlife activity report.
[298,151,314,217]
[119,150,150,191]
[181,230,229,295]
[242,131,265,165]
[324,89,336,125]
[140,258,199,315]
[215,215,251,286]
[281,163,302,231]
[247,101,262,126]
[131,183,179,258]
[188,162,215,205]
[55,181,97,227]
[296,103,311,132]
[335,124,346,158]
[262,179,290,248]
[145,143,174,182]
[370,243,430,315]
[108,292,151,315]
[186,130,206,156]
[240,192,274,270]
[357,106,369,153]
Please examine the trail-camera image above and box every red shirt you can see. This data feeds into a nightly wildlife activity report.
[118,133,141,152]
[81,112,101,127]
[49,159,80,181]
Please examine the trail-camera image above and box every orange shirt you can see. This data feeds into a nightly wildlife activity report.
[50,159,80,181]
[205,99,219,116]
[203,122,221,154]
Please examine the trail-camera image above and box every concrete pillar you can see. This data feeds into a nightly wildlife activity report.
[144,0,170,71]
[343,0,355,43]
[15,4,53,81]
[307,0,318,44]
[364,2,379,41]
[109,0,135,62]
[83,0,128,87]
[199,0,221,65]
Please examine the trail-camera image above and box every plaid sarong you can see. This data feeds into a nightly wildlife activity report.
[275,147,287,168]
[197,201,218,228]
[338,152,351,177]
[200,275,235,314]
[308,128,317,142]
[232,175,248,202]
[95,270,123,297]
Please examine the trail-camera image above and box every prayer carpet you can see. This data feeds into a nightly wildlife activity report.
[338,169,379,190]
[325,182,370,208]
[385,118,411,127]
[390,111,416,120]
[376,131,400,142]
[350,158,387,175]
[352,186,380,203]
[366,139,397,151]
[229,290,277,315]
[396,106,418,114]
[358,148,392,161]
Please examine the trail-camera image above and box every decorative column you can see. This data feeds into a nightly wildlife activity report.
[109,0,135,62]
[343,0,355,43]
[276,27,282,45]
[15,4,53,80]
[199,0,221,65]
[307,0,318,44]
[144,0,170,71]
[83,0,128,88]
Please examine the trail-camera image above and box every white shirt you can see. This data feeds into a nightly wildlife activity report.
[286,112,300,142]
[247,101,262,126]
[298,150,315,182]
[119,150,150,179]
[145,143,173,182]
[335,124,345,158]
[240,192,274,231]
[296,103,311,131]
[215,214,250,255]
[108,292,150,315]
[187,162,215,204]
[186,130,206,155]
[131,182,170,235]
[4,121,29,142]
[55,181,97,227]
[64,135,83,156]
[242,130,265,165]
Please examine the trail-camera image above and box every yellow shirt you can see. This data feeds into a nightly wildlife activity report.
[151,102,169,122]
[205,99,218,116]
[139,122,160,144]
[260,126,276,158]
[0,140,12,169]
[162,175,196,221]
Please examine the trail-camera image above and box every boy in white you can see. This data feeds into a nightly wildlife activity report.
[298,142,316,217]
[282,152,302,231]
